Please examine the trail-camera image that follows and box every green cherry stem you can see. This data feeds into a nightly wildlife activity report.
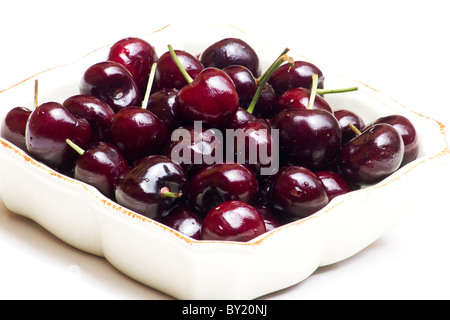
[316,86,359,95]
[141,62,158,109]
[65,138,85,155]
[247,53,294,115]
[256,47,290,84]
[160,186,183,199]
[307,73,319,109]
[168,44,193,84]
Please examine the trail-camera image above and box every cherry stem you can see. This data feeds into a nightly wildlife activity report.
[65,138,85,155]
[307,73,319,109]
[168,44,193,84]
[348,123,362,136]
[141,62,157,109]
[34,79,39,108]
[316,86,359,95]
[160,186,182,199]
[247,52,294,114]
[256,47,290,84]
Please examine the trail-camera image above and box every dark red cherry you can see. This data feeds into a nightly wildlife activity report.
[253,204,281,232]
[223,65,257,108]
[271,108,341,171]
[160,205,203,240]
[250,83,277,119]
[107,37,158,99]
[176,68,239,128]
[201,200,266,242]
[145,88,181,132]
[115,155,188,219]
[164,124,223,177]
[63,94,115,142]
[269,166,329,220]
[315,170,354,201]
[1,106,32,151]
[337,123,405,185]
[68,140,129,199]
[225,107,257,130]
[109,107,168,164]
[200,38,261,77]
[276,87,332,113]
[334,109,366,145]
[269,60,324,97]
[25,102,92,171]
[80,61,141,113]
[153,49,204,91]
[371,115,419,166]
[188,163,258,215]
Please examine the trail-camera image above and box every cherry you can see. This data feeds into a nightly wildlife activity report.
[371,115,419,166]
[25,102,92,171]
[145,88,181,132]
[337,123,405,185]
[188,162,258,215]
[315,170,355,201]
[164,124,223,177]
[222,65,258,108]
[175,67,239,128]
[1,106,32,151]
[250,83,277,119]
[66,139,129,199]
[107,37,158,99]
[276,87,332,113]
[269,166,329,220]
[160,205,203,240]
[253,204,281,232]
[115,155,188,219]
[109,106,168,164]
[268,60,324,97]
[153,49,204,91]
[334,109,366,145]
[271,108,341,170]
[225,107,257,130]
[200,200,266,242]
[80,61,141,113]
[200,38,261,77]
[63,94,115,142]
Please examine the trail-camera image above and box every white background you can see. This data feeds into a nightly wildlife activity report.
[0,0,449,300]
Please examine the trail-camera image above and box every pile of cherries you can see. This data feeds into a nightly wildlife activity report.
[1,37,419,242]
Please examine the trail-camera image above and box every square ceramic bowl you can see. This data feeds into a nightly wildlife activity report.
[0,24,448,300]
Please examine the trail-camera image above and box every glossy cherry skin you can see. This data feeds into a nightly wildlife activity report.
[160,205,203,240]
[201,200,266,242]
[115,155,188,219]
[146,88,181,132]
[337,123,405,185]
[334,109,366,145]
[63,94,115,142]
[269,61,324,97]
[371,115,419,166]
[80,61,141,113]
[153,49,204,91]
[107,37,158,98]
[1,106,32,151]
[73,141,129,199]
[25,102,92,171]
[250,83,277,119]
[188,162,258,215]
[253,204,282,232]
[176,68,239,128]
[200,38,261,77]
[222,65,257,108]
[271,108,342,171]
[164,124,223,177]
[269,166,329,220]
[276,87,332,113]
[109,107,168,164]
[315,170,354,201]
[225,107,257,130]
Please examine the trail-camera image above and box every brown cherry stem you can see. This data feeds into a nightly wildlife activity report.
[348,123,362,136]
[306,73,319,109]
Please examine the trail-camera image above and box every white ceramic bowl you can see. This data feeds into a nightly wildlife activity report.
[0,24,448,300]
